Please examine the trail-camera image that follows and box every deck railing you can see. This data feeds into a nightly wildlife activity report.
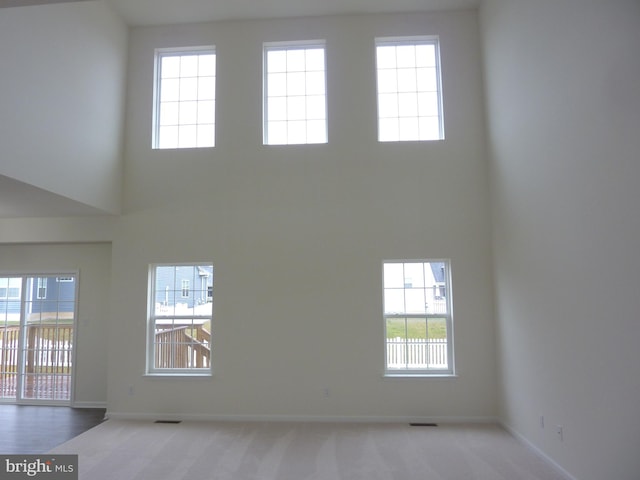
[386,337,448,369]
[0,324,73,399]
[154,325,210,369]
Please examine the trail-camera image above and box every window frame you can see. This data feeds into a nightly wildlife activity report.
[152,46,217,150]
[147,263,213,376]
[263,40,328,145]
[382,259,454,377]
[375,36,445,142]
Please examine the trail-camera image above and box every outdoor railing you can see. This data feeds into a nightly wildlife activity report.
[0,324,74,400]
[386,337,448,369]
[154,325,210,369]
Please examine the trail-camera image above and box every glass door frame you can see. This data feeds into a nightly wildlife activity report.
[0,272,78,406]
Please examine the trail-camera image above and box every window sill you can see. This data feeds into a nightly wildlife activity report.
[144,373,212,378]
[383,373,457,378]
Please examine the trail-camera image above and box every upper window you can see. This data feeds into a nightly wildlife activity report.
[376,37,444,142]
[147,264,213,375]
[383,260,453,375]
[263,41,327,145]
[153,48,216,149]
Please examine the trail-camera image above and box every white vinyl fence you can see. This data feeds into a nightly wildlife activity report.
[386,338,447,369]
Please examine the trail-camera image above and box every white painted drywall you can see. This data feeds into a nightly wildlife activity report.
[0,1,127,214]
[481,1,640,479]
[0,243,112,407]
[105,10,497,420]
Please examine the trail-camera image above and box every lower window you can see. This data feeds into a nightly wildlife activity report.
[383,260,454,375]
[147,264,213,375]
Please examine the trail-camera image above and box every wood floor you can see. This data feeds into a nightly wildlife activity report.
[0,405,106,453]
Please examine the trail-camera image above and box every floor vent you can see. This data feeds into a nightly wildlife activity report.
[409,423,438,427]
[154,420,182,424]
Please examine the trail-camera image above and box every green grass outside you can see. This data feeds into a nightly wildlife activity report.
[386,317,447,339]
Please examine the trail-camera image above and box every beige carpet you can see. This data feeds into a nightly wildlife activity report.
[49,420,569,480]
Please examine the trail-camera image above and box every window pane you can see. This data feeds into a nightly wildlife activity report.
[397,69,417,93]
[384,289,404,314]
[386,317,407,340]
[417,67,437,92]
[287,96,306,120]
[161,56,180,78]
[160,79,179,102]
[198,77,216,100]
[376,46,396,69]
[416,44,436,67]
[378,93,398,118]
[396,45,416,68]
[306,96,326,120]
[286,49,305,71]
[160,102,179,126]
[268,73,287,97]
[419,117,440,141]
[197,100,215,124]
[180,55,198,77]
[268,97,287,121]
[376,38,442,142]
[264,43,327,145]
[286,72,306,96]
[267,121,287,144]
[287,120,307,144]
[399,117,420,141]
[179,101,198,125]
[377,70,398,94]
[198,54,216,76]
[379,118,399,142]
[155,49,216,149]
[405,289,426,314]
[305,49,325,71]
[398,92,418,117]
[178,125,197,148]
[407,318,427,338]
[158,126,178,149]
[306,71,325,95]
[267,50,287,73]
[383,263,404,288]
[418,92,439,117]
[306,120,327,143]
[179,78,198,101]
[197,125,215,147]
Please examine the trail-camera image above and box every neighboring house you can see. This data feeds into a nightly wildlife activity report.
[155,265,213,310]
[0,276,76,321]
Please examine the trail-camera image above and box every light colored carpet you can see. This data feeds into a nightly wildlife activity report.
[49,420,569,480]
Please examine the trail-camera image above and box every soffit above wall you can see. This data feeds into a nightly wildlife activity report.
[0,175,111,218]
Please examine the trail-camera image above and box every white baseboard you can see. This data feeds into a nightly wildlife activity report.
[105,411,497,424]
[499,420,577,480]
[72,401,107,409]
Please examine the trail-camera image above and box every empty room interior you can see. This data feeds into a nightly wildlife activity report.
[0,0,639,479]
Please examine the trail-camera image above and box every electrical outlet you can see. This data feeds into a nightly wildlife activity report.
[556,425,563,441]
[323,387,330,397]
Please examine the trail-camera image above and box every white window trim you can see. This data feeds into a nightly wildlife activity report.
[152,46,217,150]
[263,39,328,146]
[382,259,454,377]
[375,35,445,142]
[147,263,213,376]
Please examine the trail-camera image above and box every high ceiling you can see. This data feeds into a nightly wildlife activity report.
[2,0,479,26]
[0,0,479,218]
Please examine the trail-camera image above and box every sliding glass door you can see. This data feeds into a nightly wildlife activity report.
[0,275,76,404]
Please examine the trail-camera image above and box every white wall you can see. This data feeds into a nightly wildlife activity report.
[0,1,127,214]
[0,243,112,407]
[481,1,640,479]
[106,10,497,420]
